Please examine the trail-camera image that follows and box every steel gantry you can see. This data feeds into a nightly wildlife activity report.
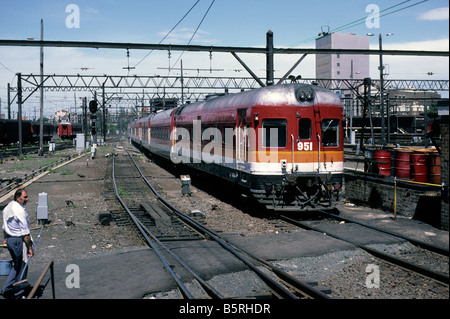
[2,31,448,152]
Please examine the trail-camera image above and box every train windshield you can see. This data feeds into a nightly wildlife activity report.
[262,119,287,148]
[321,119,339,147]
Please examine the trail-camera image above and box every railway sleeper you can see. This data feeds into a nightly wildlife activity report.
[141,203,173,229]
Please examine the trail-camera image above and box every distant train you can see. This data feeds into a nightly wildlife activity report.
[0,119,54,145]
[57,122,83,139]
[128,83,344,211]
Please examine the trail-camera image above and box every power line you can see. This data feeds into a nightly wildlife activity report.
[170,0,216,70]
[222,0,430,70]
[0,61,15,74]
[134,0,201,68]
[290,0,428,47]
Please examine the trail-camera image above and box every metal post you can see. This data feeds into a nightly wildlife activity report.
[39,19,44,156]
[181,60,184,104]
[17,73,23,156]
[424,103,428,148]
[102,82,106,142]
[83,97,87,152]
[379,34,385,147]
[386,98,390,143]
[7,83,11,119]
[266,30,274,86]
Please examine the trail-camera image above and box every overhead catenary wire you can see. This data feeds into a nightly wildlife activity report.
[222,0,431,71]
[133,0,201,68]
[170,0,216,71]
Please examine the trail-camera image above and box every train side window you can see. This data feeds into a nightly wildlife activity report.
[298,118,311,140]
[321,119,339,147]
[262,119,287,148]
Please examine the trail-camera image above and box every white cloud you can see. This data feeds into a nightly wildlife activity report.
[157,28,219,45]
[418,7,449,21]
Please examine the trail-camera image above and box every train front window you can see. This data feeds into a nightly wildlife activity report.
[321,119,339,147]
[298,118,311,140]
[262,119,287,148]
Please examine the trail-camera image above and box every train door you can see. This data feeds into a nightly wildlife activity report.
[236,108,247,170]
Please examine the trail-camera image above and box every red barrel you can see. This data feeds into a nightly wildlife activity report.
[374,150,391,176]
[429,152,441,184]
[395,149,411,179]
[411,153,428,182]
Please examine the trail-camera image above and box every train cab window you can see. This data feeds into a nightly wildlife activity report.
[298,118,311,140]
[262,119,287,148]
[321,119,339,147]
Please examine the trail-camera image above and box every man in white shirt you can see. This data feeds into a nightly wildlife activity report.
[1,189,34,298]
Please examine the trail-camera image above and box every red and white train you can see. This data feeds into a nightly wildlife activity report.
[128,83,344,211]
[57,122,82,140]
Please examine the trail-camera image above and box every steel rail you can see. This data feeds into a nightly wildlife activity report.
[280,214,449,285]
[125,149,297,299]
[317,209,449,257]
[132,216,224,299]
[126,148,331,299]
[112,149,194,299]
[118,150,224,298]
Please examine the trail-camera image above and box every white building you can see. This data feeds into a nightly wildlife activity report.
[315,32,370,80]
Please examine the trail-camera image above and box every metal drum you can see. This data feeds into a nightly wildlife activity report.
[411,153,428,183]
[374,149,391,176]
[395,149,411,179]
[428,152,441,184]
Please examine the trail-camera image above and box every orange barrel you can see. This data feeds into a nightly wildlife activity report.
[395,149,412,179]
[411,153,428,182]
[374,150,391,176]
[428,152,441,184]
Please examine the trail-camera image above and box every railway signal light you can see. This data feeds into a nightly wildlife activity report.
[89,100,98,114]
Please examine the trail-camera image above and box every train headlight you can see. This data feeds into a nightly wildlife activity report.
[296,89,314,102]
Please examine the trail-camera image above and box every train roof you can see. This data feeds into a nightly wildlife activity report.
[129,83,341,125]
[175,83,341,117]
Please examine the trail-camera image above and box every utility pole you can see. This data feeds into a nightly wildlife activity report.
[378,34,385,147]
[266,30,274,86]
[17,73,23,156]
[7,83,11,119]
[39,19,44,156]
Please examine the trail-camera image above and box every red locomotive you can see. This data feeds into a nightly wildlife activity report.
[128,83,344,211]
[57,122,82,140]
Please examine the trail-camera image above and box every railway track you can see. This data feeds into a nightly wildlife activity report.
[0,151,88,202]
[111,144,332,299]
[279,211,449,287]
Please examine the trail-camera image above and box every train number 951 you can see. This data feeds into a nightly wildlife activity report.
[297,141,313,151]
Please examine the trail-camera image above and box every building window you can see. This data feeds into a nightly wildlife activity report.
[337,63,340,67]
[337,71,341,75]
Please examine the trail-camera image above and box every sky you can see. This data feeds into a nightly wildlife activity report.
[0,0,448,118]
